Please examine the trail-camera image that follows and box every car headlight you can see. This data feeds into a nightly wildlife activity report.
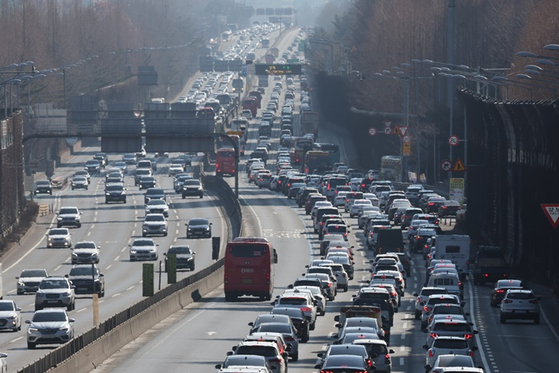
[28,327,38,332]
[62,291,71,296]
[57,217,62,221]
[6,316,15,320]
[130,249,137,254]
[47,237,52,241]
[18,281,24,286]
[205,227,210,230]
[72,252,78,257]
[59,326,69,332]
[106,192,110,196]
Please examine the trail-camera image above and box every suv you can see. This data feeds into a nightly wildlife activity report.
[26,309,75,349]
[142,213,168,237]
[273,293,318,330]
[35,277,76,311]
[16,269,48,295]
[34,180,53,195]
[500,289,540,324]
[231,340,288,373]
[144,187,166,204]
[56,206,82,228]
[93,152,108,167]
[85,159,101,174]
[105,183,127,203]
[413,287,448,319]
[71,241,100,264]
[182,179,204,198]
[66,264,105,297]
[134,168,152,185]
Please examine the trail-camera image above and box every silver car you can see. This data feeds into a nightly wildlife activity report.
[26,309,75,349]
[500,289,540,324]
[353,338,394,373]
[71,241,100,264]
[35,277,75,311]
[45,228,72,248]
[16,269,48,295]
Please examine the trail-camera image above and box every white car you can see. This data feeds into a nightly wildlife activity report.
[145,199,170,217]
[129,238,159,261]
[0,300,21,332]
[500,289,540,324]
[311,201,333,218]
[45,228,72,248]
[142,213,168,237]
[334,191,349,207]
[71,241,100,264]
[168,164,184,176]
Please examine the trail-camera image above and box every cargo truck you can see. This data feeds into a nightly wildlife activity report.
[376,229,404,254]
[473,246,511,286]
[300,111,319,138]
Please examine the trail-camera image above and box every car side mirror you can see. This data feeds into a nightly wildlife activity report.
[389,349,395,354]
[25,320,31,324]
[422,344,428,349]
[69,318,75,322]
[412,292,418,296]
[16,307,21,311]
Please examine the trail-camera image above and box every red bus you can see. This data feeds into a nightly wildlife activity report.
[224,237,277,301]
[242,97,258,117]
[216,147,236,177]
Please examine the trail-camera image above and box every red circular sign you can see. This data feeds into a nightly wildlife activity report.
[448,135,459,146]
[368,127,377,136]
[441,159,452,172]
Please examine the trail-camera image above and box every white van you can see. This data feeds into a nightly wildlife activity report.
[427,272,463,299]
[434,235,470,279]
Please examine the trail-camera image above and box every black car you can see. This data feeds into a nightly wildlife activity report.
[34,180,53,195]
[93,152,108,167]
[85,160,101,174]
[164,245,195,271]
[66,264,105,297]
[138,176,156,190]
[105,183,127,203]
[270,306,310,343]
[490,279,524,307]
[438,200,462,217]
[186,218,212,238]
[144,188,166,204]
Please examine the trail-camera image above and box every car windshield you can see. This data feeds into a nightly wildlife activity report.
[148,200,165,206]
[434,339,469,349]
[106,185,123,191]
[0,302,14,311]
[361,343,388,356]
[33,312,67,322]
[74,242,96,249]
[145,215,164,222]
[189,219,208,225]
[73,177,86,182]
[183,180,200,186]
[37,181,50,186]
[433,305,462,314]
[69,267,93,276]
[21,269,47,277]
[433,323,469,332]
[224,355,266,367]
[168,246,191,254]
[235,346,277,357]
[59,208,78,214]
[40,280,69,289]
[507,292,534,300]
[258,323,291,333]
[133,240,154,246]
[147,189,164,195]
[49,229,68,235]
[278,298,306,306]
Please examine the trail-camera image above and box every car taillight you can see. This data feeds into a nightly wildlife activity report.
[417,296,422,303]
[284,336,294,341]
[428,349,434,357]
[529,299,538,304]
[464,333,473,340]
[469,350,475,357]
[301,307,312,312]
[366,359,373,367]
[270,358,282,364]
[385,354,391,363]
[327,283,332,287]
[503,299,513,303]
[442,206,447,209]
[392,292,398,297]
[483,273,489,277]
[428,202,435,206]
[430,333,438,339]
[361,183,365,187]
[344,232,348,237]
[424,306,432,312]
[496,289,505,293]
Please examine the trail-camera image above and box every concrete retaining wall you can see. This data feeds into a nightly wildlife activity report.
[49,267,224,373]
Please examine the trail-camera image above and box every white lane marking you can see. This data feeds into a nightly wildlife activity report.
[77,308,86,313]
[10,337,23,343]
[400,333,405,340]
[54,265,61,271]
[468,279,492,373]
[112,293,121,298]
[90,224,95,229]
[115,255,120,261]
[126,286,135,291]
[106,264,112,270]
[121,247,127,252]
[399,345,405,352]
[399,357,404,366]
[87,231,91,237]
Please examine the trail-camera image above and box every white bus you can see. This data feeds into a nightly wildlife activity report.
[380,155,402,182]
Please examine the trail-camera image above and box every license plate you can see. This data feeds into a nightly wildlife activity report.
[242,278,253,284]
[47,300,58,303]
[78,287,88,291]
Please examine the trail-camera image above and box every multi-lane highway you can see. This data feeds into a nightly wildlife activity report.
[4,151,226,371]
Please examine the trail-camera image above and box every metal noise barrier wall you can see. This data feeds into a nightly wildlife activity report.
[458,88,559,285]
[18,171,241,373]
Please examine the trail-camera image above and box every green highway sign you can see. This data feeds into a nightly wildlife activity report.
[255,64,303,75]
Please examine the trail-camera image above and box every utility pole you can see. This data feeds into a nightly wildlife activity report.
[448,0,456,179]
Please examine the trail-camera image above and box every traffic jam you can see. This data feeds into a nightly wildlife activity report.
[209,28,540,373]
